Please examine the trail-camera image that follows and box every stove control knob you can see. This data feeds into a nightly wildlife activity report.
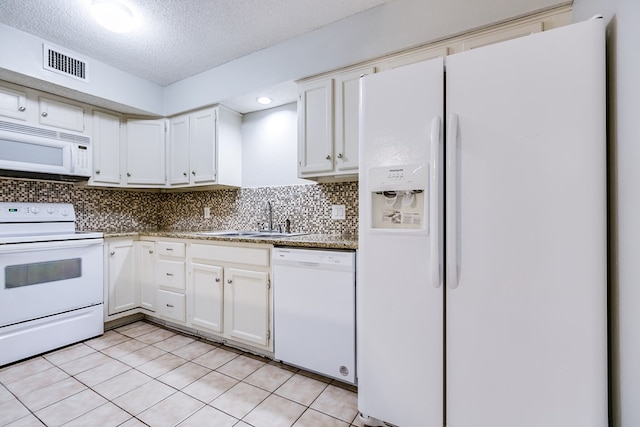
[47,207,55,214]
[61,209,70,216]
[31,207,40,214]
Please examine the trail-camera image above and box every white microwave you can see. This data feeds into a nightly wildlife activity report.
[0,120,91,181]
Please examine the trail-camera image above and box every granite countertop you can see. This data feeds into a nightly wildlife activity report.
[101,230,358,250]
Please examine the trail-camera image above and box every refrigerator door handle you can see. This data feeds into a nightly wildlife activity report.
[430,116,442,288]
[446,113,459,289]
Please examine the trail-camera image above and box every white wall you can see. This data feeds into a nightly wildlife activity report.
[241,102,312,187]
[572,1,640,426]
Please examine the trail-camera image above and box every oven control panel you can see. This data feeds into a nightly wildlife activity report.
[0,202,75,222]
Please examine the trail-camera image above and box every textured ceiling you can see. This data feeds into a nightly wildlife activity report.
[0,0,393,87]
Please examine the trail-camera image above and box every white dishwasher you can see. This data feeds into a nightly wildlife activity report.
[273,247,356,384]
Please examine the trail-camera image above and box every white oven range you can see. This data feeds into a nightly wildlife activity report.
[0,202,104,366]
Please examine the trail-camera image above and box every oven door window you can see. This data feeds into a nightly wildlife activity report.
[5,258,81,288]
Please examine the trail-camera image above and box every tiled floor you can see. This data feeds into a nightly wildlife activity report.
[0,321,364,427]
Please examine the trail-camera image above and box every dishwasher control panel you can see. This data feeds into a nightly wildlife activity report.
[273,248,355,267]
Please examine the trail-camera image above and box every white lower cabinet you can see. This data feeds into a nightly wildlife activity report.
[156,289,186,323]
[137,240,156,312]
[105,239,137,318]
[188,242,272,351]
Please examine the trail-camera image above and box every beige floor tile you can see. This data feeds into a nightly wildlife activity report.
[210,382,269,419]
[0,384,13,404]
[116,322,159,338]
[243,394,306,427]
[176,405,238,427]
[310,384,358,423]
[293,409,349,427]
[84,331,130,351]
[17,377,86,412]
[74,359,131,387]
[153,334,195,352]
[158,361,211,389]
[0,357,54,384]
[62,402,132,427]
[119,345,166,367]
[44,343,96,366]
[112,379,176,415]
[275,373,328,406]
[4,367,69,396]
[0,398,30,425]
[136,328,176,344]
[216,354,266,380]
[138,391,205,427]
[4,413,45,427]
[92,369,152,400]
[34,389,106,427]
[244,363,295,392]
[118,417,148,427]
[193,347,240,370]
[182,371,239,403]
[171,340,217,360]
[100,338,147,358]
[57,352,112,376]
[137,352,187,378]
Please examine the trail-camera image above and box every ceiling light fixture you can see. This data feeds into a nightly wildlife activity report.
[91,0,135,33]
[257,96,273,105]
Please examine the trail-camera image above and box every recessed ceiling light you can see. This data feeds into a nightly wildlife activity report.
[91,0,135,33]
[257,96,273,105]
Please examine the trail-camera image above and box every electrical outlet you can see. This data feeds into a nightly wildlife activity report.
[204,207,211,219]
[331,204,346,220]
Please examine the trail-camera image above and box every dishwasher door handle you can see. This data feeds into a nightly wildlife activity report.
[297,261,320,268]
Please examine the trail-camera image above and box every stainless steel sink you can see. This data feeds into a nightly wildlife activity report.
[196,230,308,238]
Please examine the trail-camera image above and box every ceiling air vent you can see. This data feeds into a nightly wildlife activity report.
[43,44,88,82]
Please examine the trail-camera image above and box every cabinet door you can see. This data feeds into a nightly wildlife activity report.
[335,67,374,172]
[126,119,166,185]
[92,111,121,185]
[107,240,137,315]
[298,79,334,175]
[0,85,27,120]
[223,268,269,347]
[38,96,84,132]
[189,108,217,184]
[190,262,224,333]
[137,241,156,312]
[168,114,190,185]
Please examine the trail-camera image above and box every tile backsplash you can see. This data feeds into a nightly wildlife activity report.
[0,179,358,235]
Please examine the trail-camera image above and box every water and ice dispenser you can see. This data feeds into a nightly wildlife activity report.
[368,164,428,233]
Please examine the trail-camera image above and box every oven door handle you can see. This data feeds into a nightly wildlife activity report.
[0,239,103,254]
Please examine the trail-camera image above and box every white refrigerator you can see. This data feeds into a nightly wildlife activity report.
[357,18,607,427]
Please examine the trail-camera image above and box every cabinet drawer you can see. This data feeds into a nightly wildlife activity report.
[190,244,269,267]
[156,241,186,258]
[156,259,185,290]
[156,289,185,323]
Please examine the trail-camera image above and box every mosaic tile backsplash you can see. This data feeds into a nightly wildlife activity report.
[0,179,359,235]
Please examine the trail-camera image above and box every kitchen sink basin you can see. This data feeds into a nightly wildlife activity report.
[196,230,308,238]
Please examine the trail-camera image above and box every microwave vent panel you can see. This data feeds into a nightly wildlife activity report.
[43,44,88,82]
[0,120,90,145]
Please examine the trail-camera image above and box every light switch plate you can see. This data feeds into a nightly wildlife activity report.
[331,204,346,220]
[204,207,211,219]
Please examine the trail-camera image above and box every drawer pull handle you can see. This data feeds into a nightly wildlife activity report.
[149,250,154,254]
[166,304,174,308]
[166,273,173,276]
[166,248,173,251]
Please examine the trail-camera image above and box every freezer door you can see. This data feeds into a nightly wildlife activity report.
[445,19,607,427]
[358,57,444,427]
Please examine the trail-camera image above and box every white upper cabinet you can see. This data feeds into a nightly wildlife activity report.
[38,96,85,132]
[0,84,27,121]
[168,106,241,189]
[125,118,166,186]
[298,65,373,180]
[91,110,122,185]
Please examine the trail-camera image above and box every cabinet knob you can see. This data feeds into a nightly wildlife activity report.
[18,106,25,112]
[183,172,187,177]
[227,279,232,284]
[41,111,48,117]
[192,171,196,176]
[337,153,343,159]
[110,251,115,256]
[215,278,220,283]
[149,250,153,254]
[325,155,331,160]
[127,172,131,177]
[95,170,101,174]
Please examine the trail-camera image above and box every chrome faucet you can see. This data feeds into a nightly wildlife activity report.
[264,201,273,232]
